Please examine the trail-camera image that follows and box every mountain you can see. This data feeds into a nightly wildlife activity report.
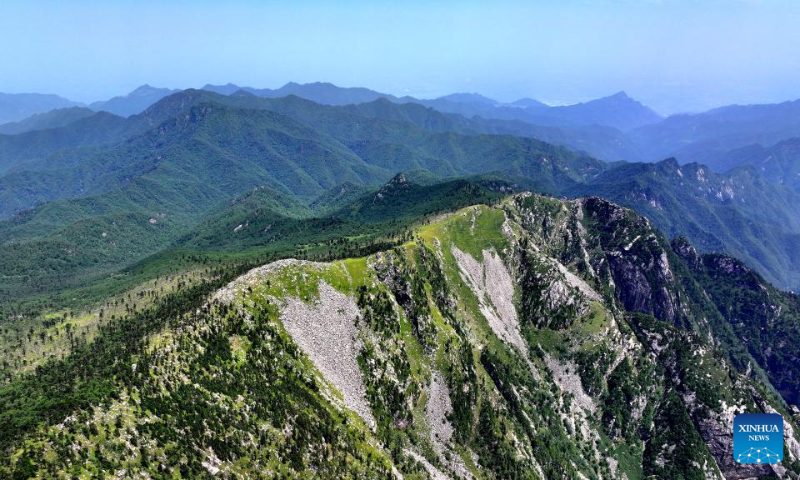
[308,181,372,215]
[411,90,662,132]
[0,89,253,176]
[0,89,226,175]
[200,83,244,96]
[2,88,799,299]
[510,97,548,109]
[352,98,645,161]
[176,174,511,252]
[201,82,660,137]
[0,92,604,300]
[90,84,180,117]
[0,101,394,297]
[706,138,800,192]
[1,193,798,478]
[692,143,771,174]
[0,107,95,135]
[629,98,800,163]
[172,185,314,250]
[570,158,800,291]
[328,172,514,223]
[0,92,82,124]
[1,87,799,478]
[267,81,393,105]
[533,91,663,132]
[0,111,130,174]
[436,92,498,106]
[0,90,604,219]
[673,237,800,406]
[203,81,395,105]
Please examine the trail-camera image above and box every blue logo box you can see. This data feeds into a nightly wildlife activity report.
[734,413,783,464]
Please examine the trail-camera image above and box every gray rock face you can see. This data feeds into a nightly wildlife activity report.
[671,236,701,268]
[280,280,376,429]
[452,246,527,356]
[608,254,654,315]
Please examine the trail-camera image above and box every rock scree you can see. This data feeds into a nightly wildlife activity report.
[280,280,376,429]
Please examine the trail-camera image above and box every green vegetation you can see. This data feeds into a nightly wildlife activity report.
[2,88,800,478]
[1,194,799,478]
[569,158,800,291]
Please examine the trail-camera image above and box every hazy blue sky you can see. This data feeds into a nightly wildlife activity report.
[1,0,799,113]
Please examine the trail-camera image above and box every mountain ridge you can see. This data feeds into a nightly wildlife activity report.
[0,92,83,124]
[90,84,181,117]
[1,193,798,478]
[2,88,800,300]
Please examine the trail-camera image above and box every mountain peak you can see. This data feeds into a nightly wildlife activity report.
[589,91,636,105]
[90,85,180,117]
[437,92,498,105]
[556,90,662,129]
[509,97,547,108]
[130,84,164,96]
[231,89,256,98]
[201,83,244,95]
[390,172,409,185]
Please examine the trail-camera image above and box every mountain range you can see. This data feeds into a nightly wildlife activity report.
[5,82,800,169]
[5,81,799,172]
[0,107,96,135]
[1,80,800,479]
[0,85,178,126]
[1,87,799,294]
[202,82,663,132]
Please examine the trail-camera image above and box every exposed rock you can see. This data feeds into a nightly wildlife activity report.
[553,261,602,302]
[280,280,376,429]
[404,449,450,480]
[213,259,325,304]
[426,371,472,479]
[452,246,526,356]
[427,371,454,454]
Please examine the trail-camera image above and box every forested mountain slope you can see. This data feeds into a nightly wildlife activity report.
[2,88,800,304]
[2,194,798,479]
[571,158,800,291]
[0,96,606,303]
[0,91,604,219]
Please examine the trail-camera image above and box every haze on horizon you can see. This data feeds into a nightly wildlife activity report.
[1,0,799,114]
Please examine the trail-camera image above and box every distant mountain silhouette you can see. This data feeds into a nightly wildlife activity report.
[706,138,800,193]
[629,98,800,163]
[201,82,660,131]
[0,107,95,135]
[204,82,395,106]
[436,92,498,106]
[411,90,661,131]
[90,84,180,117]
[509,98,548,108]
[0,92,82,124]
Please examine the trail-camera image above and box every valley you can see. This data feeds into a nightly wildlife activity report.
[4,1,800,477]
[1,82,800,480]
